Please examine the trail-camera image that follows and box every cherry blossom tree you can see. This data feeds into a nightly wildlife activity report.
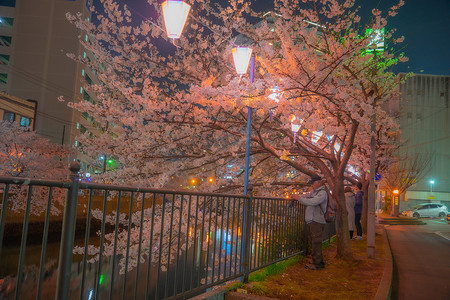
[0,121,71,214]
[64,0,407,262]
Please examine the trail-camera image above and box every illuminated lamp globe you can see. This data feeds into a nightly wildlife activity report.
[291,123,301,143]
[232,47,253,76]
[162,0,191,39]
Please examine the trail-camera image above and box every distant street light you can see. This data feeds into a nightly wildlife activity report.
[429,180,435,193]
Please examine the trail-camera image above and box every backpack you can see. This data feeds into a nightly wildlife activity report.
[321,189,336,223]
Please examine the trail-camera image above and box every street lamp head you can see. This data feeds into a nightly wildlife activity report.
[232,47,253,76]
[161,0,191,39]
[393,189,399,194]
[429,180,435,184]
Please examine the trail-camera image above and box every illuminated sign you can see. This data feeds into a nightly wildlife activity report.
[365,28,385,53]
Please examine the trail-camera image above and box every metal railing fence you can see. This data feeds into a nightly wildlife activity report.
[0,163,335,300]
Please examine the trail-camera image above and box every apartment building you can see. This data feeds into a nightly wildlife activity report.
[392,74,450,209]
[0,0,95,147]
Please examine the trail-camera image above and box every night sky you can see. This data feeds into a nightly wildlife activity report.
[106,0,450,75]
[1,0,448,75]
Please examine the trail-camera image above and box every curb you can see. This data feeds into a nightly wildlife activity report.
[374,226,393,300]
[225,292,279,300]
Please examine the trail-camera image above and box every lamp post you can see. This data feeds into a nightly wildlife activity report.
[231,47,254,195]
[429,180,434,194]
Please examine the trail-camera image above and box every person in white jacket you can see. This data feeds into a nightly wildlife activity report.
[344,186,355,239]
[297,175,327,270]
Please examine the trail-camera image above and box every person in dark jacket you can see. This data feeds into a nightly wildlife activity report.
[297,175,327,270]
[354,182,364,240]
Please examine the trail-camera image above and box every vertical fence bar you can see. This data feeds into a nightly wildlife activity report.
[242,188,253,283]
[80,189,94,300]
[122,192,135,300]
[264,200,270,264]
[55,162,80,300]
[37,187,53,300]
[282,200,288,256]
[229,197,236,277]
[189,195,199,291]
[218,196,225,281]
[164,194,176,299]
[254,198,262,269]
[173,194,184,297]
[224,196,231,278]
[14,185,33,300]
[0,184,9,258]
[94,190,109,300]
[197,196,207,288]
[110,191,122,300]
[145,193,157,300]
[134,192,146,300]
[205,196,213,285]
[155,193,167,300]
[211,196,219,283]
[182,194,192,294]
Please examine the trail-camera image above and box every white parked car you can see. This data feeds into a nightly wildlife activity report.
[405,203,448,218]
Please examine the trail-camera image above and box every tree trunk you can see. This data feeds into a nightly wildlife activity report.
[361,180,369,234]
[331,179,352,260]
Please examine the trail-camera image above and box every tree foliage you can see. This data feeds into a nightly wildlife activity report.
[64,0,407,261]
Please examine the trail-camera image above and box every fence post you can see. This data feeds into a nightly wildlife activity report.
[55,162,80,300]
[242,186,253,283]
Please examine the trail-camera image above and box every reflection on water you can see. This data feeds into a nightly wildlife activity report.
[0,228,246,300]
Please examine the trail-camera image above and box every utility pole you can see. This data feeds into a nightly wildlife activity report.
[367,114,376,258]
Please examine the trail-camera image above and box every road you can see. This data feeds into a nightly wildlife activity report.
[385,218,450,300]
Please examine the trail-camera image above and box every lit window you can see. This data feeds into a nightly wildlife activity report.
[85,35,88,42]
[83,52,87,58]
[82,69,85,76]
[3,111,15,122]
[80,87,83,94]
[75,140,78,147]
[77,122,80,129]
[20,116,30,127]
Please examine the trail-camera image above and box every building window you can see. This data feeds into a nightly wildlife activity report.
[83,52,87,59]
[82,69,85,76]
[0,73,7,84]
[0,17,14,28]
[80,87,83,94]
[0,54,10,65]
[85,34,88,42]
[3,111,15,122]
[20,116,30,127]
[0,36,12,47]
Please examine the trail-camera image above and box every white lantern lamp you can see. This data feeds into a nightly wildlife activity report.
[290,116,302,143]
[268,86,279,121]
[162,0,191,40]
[232,47,253,76]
